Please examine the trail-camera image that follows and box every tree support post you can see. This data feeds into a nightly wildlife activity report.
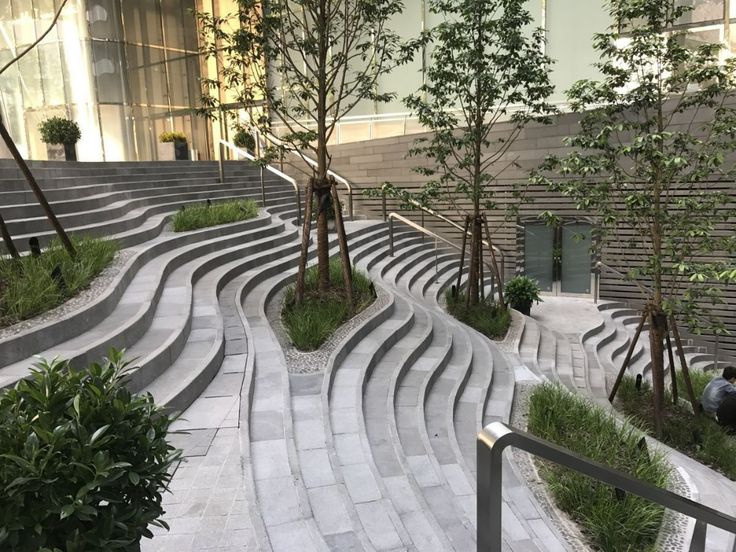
[482,214,505,308]
[0,119,76,257]
[455,216,470,299]
[608,306,649,403]
[0,210,19,259]
[664,318,678,404]
[330,177,354,312]
[294,179,314,305]
[670,316,700,414]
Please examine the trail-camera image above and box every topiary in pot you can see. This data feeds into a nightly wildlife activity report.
[232,127,256,152]
[504,275,542,316]
[158,131,189,160]
[0,349,181,551]
[38,117,81,161]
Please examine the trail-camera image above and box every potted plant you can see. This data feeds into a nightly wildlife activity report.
[158,131,189,161]
[232,126,256,153]
[504,275,542,316]
[38,117,81,161]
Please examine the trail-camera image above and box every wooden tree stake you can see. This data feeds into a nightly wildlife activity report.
[482,214,505,308]
[330,177,353,312]
[0,210,19,259]
[294,179,314,305]
[455,216,470,299]
[608,306,649,403]
[664,318,678,404]
[669,315,700,414]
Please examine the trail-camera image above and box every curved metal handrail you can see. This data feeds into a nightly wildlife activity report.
[220,139,301,226]
[381,185,506,282]
[255,131,354,220]
[478,422,736,552]
[388,212,497,284]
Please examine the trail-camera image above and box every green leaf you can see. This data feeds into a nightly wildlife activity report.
[60,504,75,520]
[89,424,110,446]
[128,472,140,485]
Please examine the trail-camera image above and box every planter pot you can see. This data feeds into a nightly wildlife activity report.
[157,141,189,161]
[46,143,76,161]
[513,301,532,316]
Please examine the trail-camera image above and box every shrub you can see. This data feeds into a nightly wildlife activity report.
[674,368,712,402]
[0,350,181,551]
[172,199,259,232]
[283,257,375,350]
[445,289,510,339]
[38,117,81,145]
[0,236,118,327]
[232,127,256,151]
[159,131,187,143]
[528,383,670,551]
[618,375,736,480]
[504,275,542,312]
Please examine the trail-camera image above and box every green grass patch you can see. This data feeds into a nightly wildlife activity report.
[528,383,670,552]
[282,257,375,351]
[618,375,736,480]
[172,199,258,232]
[445,289,510,339]
[674,368,711,401]
[0,236,118,327]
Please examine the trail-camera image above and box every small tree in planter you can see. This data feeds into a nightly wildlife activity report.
[232,127,256,154]
[505,275,542,316]
[0,349,181,550]
[38,116,81,161]
[158,131,189,161]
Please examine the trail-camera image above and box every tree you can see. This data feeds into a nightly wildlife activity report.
[196,0,415,309]
[535,0,736,435]
[381,0,554,309]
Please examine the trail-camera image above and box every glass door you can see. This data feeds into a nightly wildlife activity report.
[524,223,555,292]
[560,223,592,294]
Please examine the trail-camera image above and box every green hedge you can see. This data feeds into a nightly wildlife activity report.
[445,289,510,339]
[528,383,669,551]
[172,200,258,232]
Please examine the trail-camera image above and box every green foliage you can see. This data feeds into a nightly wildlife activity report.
[534,0,736,335]
[618,375,736,480]
[445,289,510,339]
[232,127,256,151]
[0,350,181,551]
[283,258,375,350]
[528,383,670,551]
[675,368,712,401]
[0,236,118,327]
[172,200,258,232]
[158,131,187,143]
[38,117,81,145]
[397,0,554,217]
[504,276,542,310]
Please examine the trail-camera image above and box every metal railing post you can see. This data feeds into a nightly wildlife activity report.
[349,191,354,221]
[388,217,394,256]
[295,187,302,227]
[260,166,266,206]
[593,268,600,304]
[421,210,425,242]
[382,189,387,222]
[218,142,225,184]
[434,238,438,277]
[477,427,505,552]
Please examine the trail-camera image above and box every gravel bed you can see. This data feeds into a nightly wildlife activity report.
[267,283,390,374]
[0,249,135,341]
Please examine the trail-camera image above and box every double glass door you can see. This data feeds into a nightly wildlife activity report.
[524,222,592,295]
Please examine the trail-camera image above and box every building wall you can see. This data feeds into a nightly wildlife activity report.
[0,0,208,161]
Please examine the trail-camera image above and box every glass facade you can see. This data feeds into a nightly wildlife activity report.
[0,0,208,161]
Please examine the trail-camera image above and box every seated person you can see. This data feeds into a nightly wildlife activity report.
[717,394,736,432]
[701,365,736,415]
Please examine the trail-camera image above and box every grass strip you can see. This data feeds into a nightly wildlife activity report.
[618,374,736,480]
[528,383,669,551]
[282,257,375,351]
[445,289,510,339]
[172,199,258,232]
[0,236,118,327]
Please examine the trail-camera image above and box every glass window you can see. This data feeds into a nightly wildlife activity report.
[88,0,122,40]
[37,42,65,106]
[122,0,163,46]
[92,40,124,104]
[167,54,191,107]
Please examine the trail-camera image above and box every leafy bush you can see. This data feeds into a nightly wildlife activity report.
[172,199,259,232]
[0,236,118,327]
[232,127,256,151]
[528,383,670,551]
[618,375,736,480]
[674,368,711,402]
[0,350,181,551]
[504,275,542,311]
[283,257,375,350]
[445,289,510,339]
[158,131,187,143]
[38,117,81,145]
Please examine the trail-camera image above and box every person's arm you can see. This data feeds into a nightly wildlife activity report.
[725,383,736,397]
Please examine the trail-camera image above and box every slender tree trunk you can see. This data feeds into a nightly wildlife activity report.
[455,216,470,299]
[0,119,76,257]
[294,179,314,305]
[315,184,330,293]
[0,210,19,259]
[466,216,481,308]
[483,214,506,309]
[649,307,667,438]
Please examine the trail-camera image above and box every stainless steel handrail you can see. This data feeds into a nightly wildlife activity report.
[381,185,506,283]
[478,422,736,552]
[220,139,301,227]
[255,131,354,220]
[388,212,497,295]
